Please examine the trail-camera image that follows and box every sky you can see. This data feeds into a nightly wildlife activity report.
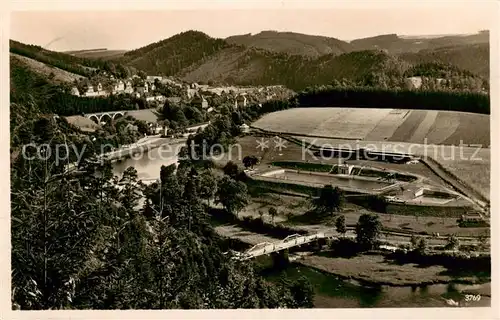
[9,2,495,52]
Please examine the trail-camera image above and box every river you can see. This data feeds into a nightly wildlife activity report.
[263,264,490,308]
[111,141,490,308]
[112,140,185,182]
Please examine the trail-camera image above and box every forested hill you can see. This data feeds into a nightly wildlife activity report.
[179,47,486,92]
[399,43,490,79]
[225,30,353,57]
[119,31,230,76]
[179,47,410,90]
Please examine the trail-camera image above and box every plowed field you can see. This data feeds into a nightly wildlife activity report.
[253,108,490,146]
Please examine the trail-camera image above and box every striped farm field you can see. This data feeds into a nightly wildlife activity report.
[253,108,490,146]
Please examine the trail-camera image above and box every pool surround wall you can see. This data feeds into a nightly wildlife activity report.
[257,169,396,194]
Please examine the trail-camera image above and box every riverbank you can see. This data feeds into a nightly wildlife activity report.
[65,135,183,174]
[103,136,185,162]
[261,263,491,308]
[298,253,490,287]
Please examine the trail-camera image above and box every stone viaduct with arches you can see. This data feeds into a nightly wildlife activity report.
[84,111,127,124]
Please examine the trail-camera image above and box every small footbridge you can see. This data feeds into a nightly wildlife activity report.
[229,232,330,261]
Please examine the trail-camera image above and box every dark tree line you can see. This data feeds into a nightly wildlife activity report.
[45,93,145,116]
[295,86,489,114]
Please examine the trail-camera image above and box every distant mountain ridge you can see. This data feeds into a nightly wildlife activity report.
[65,48,109,54]
[11,29,489,91]
[65,48,127,60]
[225,30,489,56]
[349,31,489,54]
[65,29,488,61]
[115,30,487,90]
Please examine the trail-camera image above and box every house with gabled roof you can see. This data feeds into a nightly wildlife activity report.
[113,80,125,93]
[124,80,134,94]
[83,81,108,97]
[191,95,209,109]
[136,82,149,96]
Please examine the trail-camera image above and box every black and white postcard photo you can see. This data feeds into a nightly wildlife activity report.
[3,1,498,318]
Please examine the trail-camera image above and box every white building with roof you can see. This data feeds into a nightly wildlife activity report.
[113,80,125,93]
[405,77,423,90]
[239,124,250,133]
[70,87,80,96]
[147,76,163,81]
[124,81,134,94]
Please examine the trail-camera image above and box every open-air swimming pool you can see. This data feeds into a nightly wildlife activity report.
[260,169,393,192]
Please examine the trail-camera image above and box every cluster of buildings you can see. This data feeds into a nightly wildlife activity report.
[404,76,487,93]
[70,74,290,122]
[71,80,131,97]
[404,76,447,90]
[187,82,287,109]
[70,77,162,99]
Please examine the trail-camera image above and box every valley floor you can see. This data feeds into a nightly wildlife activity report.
[214,222,489,287]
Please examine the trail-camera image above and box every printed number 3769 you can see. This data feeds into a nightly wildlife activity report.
[465,294,481,302]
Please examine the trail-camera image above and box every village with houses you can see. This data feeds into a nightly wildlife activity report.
[64,72,291,139]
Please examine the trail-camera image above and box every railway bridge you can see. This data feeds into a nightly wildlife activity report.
[84,110,128,124]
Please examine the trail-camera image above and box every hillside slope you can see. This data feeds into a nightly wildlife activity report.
[226,31,353,57]
[10,40,99,76]
[180,48,410,90]
[399,43,489,79]
[11,53,86,83]
[10,55,64,105]
[10,39,131,78]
